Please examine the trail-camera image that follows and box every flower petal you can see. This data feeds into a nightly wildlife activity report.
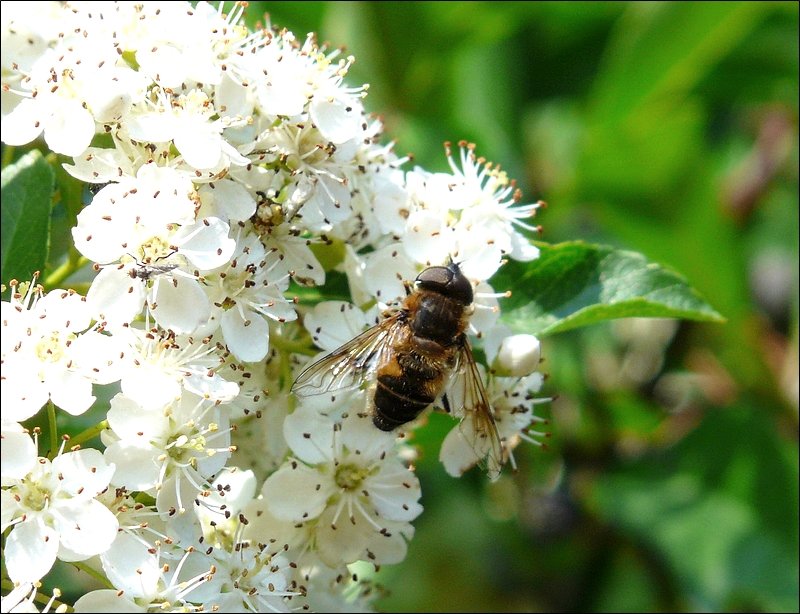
[221,306,269,363]
[262,462,334,523]
[5,519,59,583]
[55,499,119,560]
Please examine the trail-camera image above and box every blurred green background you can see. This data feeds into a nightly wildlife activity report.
[251,2,799,612]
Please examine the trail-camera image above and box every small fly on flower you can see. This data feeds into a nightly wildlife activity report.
[292,261,508,480]
[128,261,180,281]
[120,251,180,281]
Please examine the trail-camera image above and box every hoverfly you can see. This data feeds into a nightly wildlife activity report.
[291,261,507,479]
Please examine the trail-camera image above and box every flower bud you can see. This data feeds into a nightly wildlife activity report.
[493,334,541,377]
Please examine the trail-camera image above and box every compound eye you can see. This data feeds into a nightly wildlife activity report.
[415,266,452,289]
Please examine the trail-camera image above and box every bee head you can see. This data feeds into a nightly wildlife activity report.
[415,262,473,305]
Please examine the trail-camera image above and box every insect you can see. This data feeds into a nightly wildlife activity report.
[128,261,179,281]
[291,261,506,479]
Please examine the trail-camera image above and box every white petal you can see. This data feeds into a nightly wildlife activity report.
[100,532,161,599]
[73,590,145,613]
[36,289,92,332]
[203,179,256,222]
[277,239,325,286]
[363,245,418,304]
[455,239,503,282]
[63,147,136,183]
[183,371,239,403]
[87,266,146,326]
[314,505,371,567]
[155,473,203,518]
[364,520,412,565]
[52,448,114,497]
[262,462,334,523]
[48,369,95,416]
[0,98,44,146]
[204,468,257,518]
[469,282,501,333]
[1,490,22,532]
[149,276,211,334]
[44,100,95,157]
[303,301,367,352]
[307,175,352,224]
[107,394,169,438]
[174,123,222,170]
[0,360,49,421]
[310,96,363,144]
[174,217,235,271]
[69,330,127,385]
[121,362,181,410]
[402,209,453,266]
[340,410,395,459]
[367,461,423,522]
[0,428,37,481]
[221,307,269,363]
[104,441,160,491]
[125,111,176,143]
[440,416,500,480]
[510,230,540,262]
[54,499,119,559]
[283,405,335,465]
[5,519,59,583]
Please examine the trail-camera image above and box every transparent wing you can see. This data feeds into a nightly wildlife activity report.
[291,312,405,397]
[448,336,506,480]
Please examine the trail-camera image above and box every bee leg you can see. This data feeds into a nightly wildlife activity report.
[442,394,452,414]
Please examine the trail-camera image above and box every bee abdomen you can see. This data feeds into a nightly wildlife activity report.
[373,373,437,432]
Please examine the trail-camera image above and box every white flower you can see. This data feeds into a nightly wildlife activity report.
[1,282,125,419]
[203,547,294,613]
[97,534,218,608]
[248,122,355,233]
[262,407,421,567]
[1,21,146,156]
[440,371,549,478]
[1,447,118,584]
[113,327,239,411]
[72,166,236,331]
[102,391,231,515]
[446,142,543,265]
[204,230,298,363]
[124,87,250,172]
[488,332,542,377]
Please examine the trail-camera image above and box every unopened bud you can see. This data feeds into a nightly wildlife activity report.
[493,334,541,376]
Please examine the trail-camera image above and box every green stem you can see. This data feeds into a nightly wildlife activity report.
[44,254,90,288]
[68,420,109,448]
[270,332,317,356]
[1,145,15,167]
[47,401,58,458]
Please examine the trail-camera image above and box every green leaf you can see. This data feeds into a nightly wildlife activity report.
[493,241,724,336]
[589,407,799,611]
[1,150,55,287]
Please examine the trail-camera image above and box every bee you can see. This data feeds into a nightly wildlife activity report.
[291,261,506,479]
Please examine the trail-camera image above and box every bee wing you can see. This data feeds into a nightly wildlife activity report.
[291,311,405,397]
[447,336,506,480]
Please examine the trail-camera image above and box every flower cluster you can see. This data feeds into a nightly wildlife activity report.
[1,2,548,611]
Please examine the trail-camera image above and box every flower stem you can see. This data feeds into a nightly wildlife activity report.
[68,420,110,448]
[47,401,58,458]
[45,253,90,288]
